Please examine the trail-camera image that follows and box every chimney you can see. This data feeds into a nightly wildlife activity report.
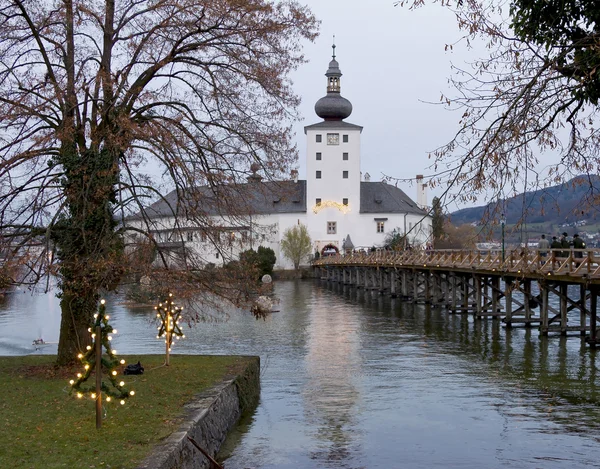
[364,172,371,182]
[291,169,298,183]
[416,174,427,209]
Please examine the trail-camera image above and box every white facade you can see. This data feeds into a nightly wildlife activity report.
[130,49,432,270]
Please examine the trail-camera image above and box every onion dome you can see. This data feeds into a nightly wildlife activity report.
[314,43,353,120]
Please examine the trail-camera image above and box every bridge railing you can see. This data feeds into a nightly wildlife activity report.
[314,248,600,278]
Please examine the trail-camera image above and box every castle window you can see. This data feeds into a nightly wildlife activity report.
[343,198,348,205]
[327,221,337,234]
[186,231,194,242]
[343,152,348,161]
[343,171,348,179]
[316,152,322,160]
[343,134,349,143]
[316,198,322,206]
[377,221,385,233]
[316,134,322,143]
[316,170,322,179]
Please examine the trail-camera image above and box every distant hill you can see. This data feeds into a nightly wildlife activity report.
[449,175,600,227]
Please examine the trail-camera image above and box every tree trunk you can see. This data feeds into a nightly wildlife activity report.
[56,291,96,365]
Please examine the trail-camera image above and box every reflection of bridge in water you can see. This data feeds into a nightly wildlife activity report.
[314,249,600,348]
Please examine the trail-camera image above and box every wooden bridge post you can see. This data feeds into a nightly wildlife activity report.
[451,274,458,312]
[560,283,568,335]
[580,284,588,336]
[463,276,470,312]
[401,271,408,298]
[390,270,397,298]
[540,280,549,336]
[424,272,431,304]
[492,276,500,314]
[475,275,482,317]
[524,279,532,326]
[504,279,513,327]
[588,286,598,348]
[413,270,419,302]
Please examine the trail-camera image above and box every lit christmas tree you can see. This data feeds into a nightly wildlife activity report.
[69,299,134,427]
[155,293,185,365]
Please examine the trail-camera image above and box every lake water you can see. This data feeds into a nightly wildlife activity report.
[2,280,600,468]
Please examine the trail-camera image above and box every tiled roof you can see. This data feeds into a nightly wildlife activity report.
[130,179,426,219]
[304,120,363,133]
[360,181,427,215]
[128,180,306,220]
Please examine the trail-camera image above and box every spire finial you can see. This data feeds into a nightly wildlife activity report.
[332,35,336,60]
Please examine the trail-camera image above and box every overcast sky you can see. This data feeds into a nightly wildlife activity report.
[291,0,473,207]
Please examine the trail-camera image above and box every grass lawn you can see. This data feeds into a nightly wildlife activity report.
[0,354,252,469]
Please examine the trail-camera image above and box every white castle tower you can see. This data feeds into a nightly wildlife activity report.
[305,44,363,249]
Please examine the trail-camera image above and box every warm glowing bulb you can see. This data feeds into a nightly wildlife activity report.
[84,364,90,370]
[100,299,105,305]
[91,333,96,339]
[87,328,92,332]
[119,381,125,386]
[77,393,83,399]
[105,315,109,320]
[77,373,82,378]
[108,336,112,341]
[120,400,125,405]
[156,313,161,318]
[156,335,160,339]
[169,293,173,297]
[69,380,74,385]
[130,390,135,396]
[182,335,185,338]
[106,396,111,402]
[112,371,117,376]
[86,346,92,350]
[113,350,117,355]
[168,348,172,352]
[120,359,125,365]
[77,353,83,359]
[91,393,96,399]
[94,314,98,318]
[112,329,117,334]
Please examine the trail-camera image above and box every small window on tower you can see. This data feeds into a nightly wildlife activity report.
[377,221,385,233]
[316,170,322,179]
[316,152,322,160]
[186,231,194,242]
[327,221,337,234]
[343,152,348,161]
[343,198,348,205]
[343,134,349,143]
[316,198,322,206]
[343,171,348,179]
[316,134,322,143]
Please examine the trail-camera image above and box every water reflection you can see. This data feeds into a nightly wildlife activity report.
[4,281,600,467]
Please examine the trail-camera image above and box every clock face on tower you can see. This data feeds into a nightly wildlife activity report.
[327,133,339,145]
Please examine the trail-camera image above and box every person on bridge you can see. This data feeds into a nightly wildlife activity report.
[550,236,561,258]
[560,232,572,257]
[538,234,550,265]
[573,233,586,259]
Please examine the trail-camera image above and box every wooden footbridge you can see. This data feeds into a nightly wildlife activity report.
[313,248,600,347]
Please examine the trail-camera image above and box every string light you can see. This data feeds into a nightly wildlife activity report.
[155,293,185,357]
[69,298,134,408]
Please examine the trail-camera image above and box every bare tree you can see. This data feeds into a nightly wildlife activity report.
[0,0,317,364]
[392,0,600,225]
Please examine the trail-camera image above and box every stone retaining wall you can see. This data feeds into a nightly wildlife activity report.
[136,357,260,469]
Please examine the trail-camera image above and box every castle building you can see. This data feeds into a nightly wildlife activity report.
[130,47,431,269]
